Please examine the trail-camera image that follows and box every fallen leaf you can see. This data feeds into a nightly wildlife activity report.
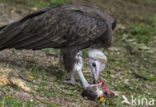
[32,7,38,11]
[10,9,15,13]
[52,61,58,65]
[0,75,9,86]
[112,91,124,96]
[10,77,32,93]
[0,67,12,73]
[28,75,34,79]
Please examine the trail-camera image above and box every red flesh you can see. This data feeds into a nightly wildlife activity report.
[91,79,115,98]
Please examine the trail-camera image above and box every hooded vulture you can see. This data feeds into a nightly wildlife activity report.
[0,4,116,88]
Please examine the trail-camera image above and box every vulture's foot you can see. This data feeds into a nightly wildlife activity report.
[84,84,97,88]
[63,80,81,86]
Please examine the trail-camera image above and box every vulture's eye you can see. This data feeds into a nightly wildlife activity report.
[92,63,96,67]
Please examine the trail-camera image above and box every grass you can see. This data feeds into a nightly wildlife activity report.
[102,13,156,106]
[125,15,156,45]
[0,0,155,106]
[0,0,70,7]
[116,15,156,54]
[0,96,44,107]
[124,0,156,6]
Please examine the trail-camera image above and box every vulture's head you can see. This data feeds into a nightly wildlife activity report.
[88,49,107,84]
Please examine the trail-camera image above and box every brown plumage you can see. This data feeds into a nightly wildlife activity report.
[0,4,115,50]
[0,4,116,87]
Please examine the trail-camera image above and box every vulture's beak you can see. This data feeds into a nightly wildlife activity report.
[88,58,106,84]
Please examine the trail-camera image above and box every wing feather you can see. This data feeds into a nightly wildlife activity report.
[0,5,107,50]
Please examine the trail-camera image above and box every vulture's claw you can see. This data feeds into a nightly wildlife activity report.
[63,80,81,86]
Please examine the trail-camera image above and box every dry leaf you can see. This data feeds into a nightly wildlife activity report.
[52,61,58,65]
[112,91,123,96]
[0,67,12,73]
[10,9,15,13]
[0,75,9,86]
[0,67,12,86]
[10,77,32,93]
[28,75,34,79]
[32,7,38,11]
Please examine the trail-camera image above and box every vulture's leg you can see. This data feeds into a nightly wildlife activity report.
[60,48,80,86]
[61,48,90,88]
[63,70,80,86]
[73,51,89,88]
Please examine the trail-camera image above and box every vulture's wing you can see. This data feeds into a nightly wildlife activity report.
[0,6,107,50]
[0,8,51,49]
